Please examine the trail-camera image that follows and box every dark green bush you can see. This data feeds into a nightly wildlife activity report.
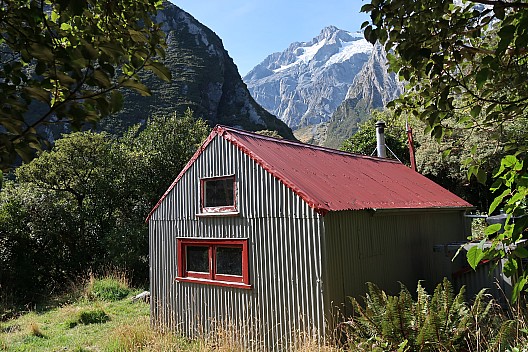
[68,308,110,328]
[78,309,110,325]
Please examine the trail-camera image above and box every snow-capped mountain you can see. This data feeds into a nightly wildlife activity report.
[325,42,403,148]
[243,26,372,130]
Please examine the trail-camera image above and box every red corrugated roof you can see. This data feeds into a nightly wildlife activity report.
[147,125,472,220]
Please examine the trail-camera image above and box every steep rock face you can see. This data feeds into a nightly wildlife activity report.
[243,26,372,130]
[101,3,294,139]
[325,43,403,148]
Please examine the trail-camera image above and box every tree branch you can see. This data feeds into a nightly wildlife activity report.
[471,0,528,9]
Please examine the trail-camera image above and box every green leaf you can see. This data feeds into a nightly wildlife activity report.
[109,90,124,114]
[29,43,54,61]
[497,25,516,54]
[24,86,50,103]
[504,258,518,277]
[476,168,487,184]
[502,155,518,168]
[512,277,527,302]
[128,30,148,44]
[470,105,482,118]
[0,118,25,135]
[100,43,126,59]
[14,143,34,162]
[484,223,502,236]
[441,149,451,159]
[93,69,112,88]
[360,4,375,13]
[120,79,151,96]
[467,246,485,270]
[489,189,510,214]
[145,62,171,82]
[60,23,72,31]
[476,69,489,90]
[514,247,528,259]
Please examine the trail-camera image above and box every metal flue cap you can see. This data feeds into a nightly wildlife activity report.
[375,120,387,158]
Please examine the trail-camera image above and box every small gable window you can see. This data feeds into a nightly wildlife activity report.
[200,175,237,215]
[176,238,250,289]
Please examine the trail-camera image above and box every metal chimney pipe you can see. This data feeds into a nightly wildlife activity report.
[375,120,387,158]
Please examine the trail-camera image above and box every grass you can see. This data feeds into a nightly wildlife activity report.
[0,274,196,352]
[0,286,340,352]
[1,293,148,351]
[5,274,525,351]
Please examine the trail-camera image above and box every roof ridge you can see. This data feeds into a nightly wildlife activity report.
[214,125,401,164]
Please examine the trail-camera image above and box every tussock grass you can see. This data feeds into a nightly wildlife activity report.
[2,274,528,351]
[85,271,131,302]
[28,322,44,338]
[105,316,192,351]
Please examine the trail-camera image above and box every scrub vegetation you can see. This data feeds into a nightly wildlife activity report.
[1,0,528,350]
[0,111,210,307]
[2,275,528,351]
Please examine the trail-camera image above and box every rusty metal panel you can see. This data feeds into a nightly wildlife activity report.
[149,135,326,350]
[322,209,467,319]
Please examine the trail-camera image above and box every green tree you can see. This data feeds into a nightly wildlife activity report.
[0,0,170,170]
[122,109,210,206]
[0,182,79,302]
[2,112,209,302]
[362,0,528,300]
[15,132,134,288]
[340,111,410,165]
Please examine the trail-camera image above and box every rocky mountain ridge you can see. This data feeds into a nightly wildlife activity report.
[243,26,402,146]
[325,43,403,147]
[100,2,294,139]
[244,26,372,130]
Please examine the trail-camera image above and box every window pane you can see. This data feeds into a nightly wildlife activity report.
[216,246,242,276]
[204,178,234,207]
[186,246,209,273]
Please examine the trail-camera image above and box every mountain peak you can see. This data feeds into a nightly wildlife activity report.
[315,26,364,43]
[319,25,340,38]
[243,26,373,131]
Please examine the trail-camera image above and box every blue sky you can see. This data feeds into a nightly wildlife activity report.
[171,0,370,76]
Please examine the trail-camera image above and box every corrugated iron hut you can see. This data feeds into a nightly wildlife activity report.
[147,125,472,349]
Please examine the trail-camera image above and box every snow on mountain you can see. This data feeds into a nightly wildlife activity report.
[243,26,373,130]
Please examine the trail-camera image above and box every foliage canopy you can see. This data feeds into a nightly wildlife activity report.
[0,112,209,302]
[362,0,528,300]
[0,0,170,170]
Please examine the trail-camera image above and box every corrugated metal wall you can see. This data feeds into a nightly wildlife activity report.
[149,136,326,350]
[322,209,467,319]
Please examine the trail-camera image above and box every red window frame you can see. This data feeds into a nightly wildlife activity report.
[176,238,251,289]
[199,175,238,215]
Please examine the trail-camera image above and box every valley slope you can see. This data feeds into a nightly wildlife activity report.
[101,3,294,139]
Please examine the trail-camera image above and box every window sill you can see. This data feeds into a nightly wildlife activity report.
[196,211,240,218]
[176,276,252,290]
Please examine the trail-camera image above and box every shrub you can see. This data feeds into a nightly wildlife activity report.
[67,308,110,328]
[342,278,519,351]
[86,275,130,302]
[78,309,110,325]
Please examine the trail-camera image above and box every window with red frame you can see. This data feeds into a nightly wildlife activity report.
[200,175,237,214]
[177,238,250,288]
